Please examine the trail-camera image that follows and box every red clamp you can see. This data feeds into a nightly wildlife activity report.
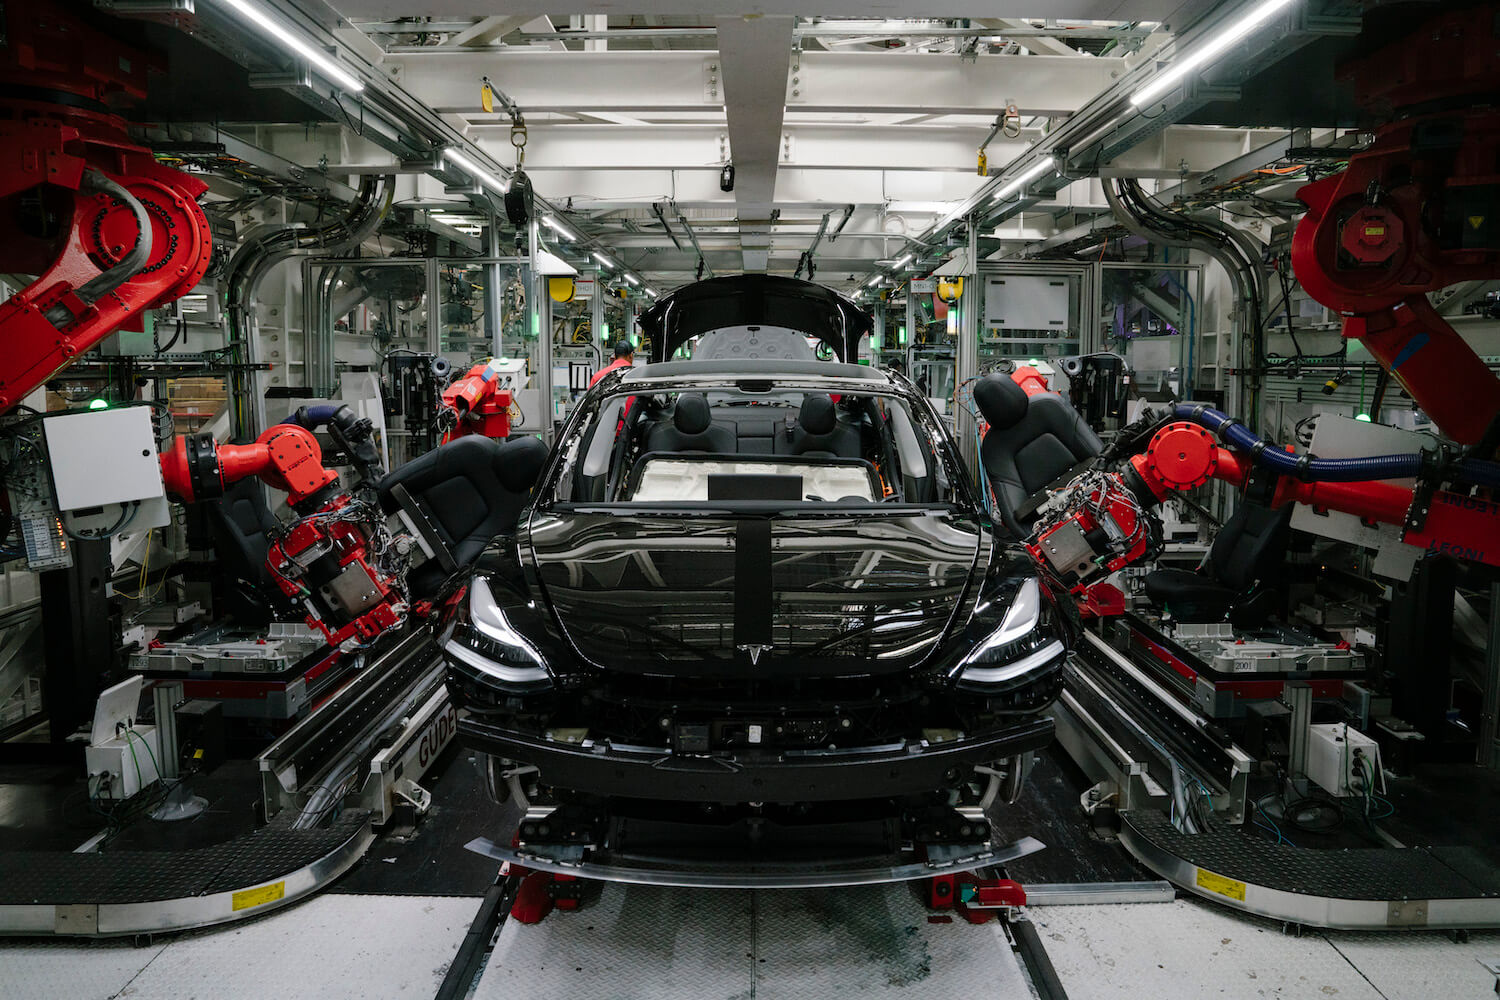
[927,873,1027,925]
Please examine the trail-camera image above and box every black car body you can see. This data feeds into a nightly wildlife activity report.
[441,277,1069,875]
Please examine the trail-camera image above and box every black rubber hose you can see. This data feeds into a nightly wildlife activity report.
[44,170,153,326]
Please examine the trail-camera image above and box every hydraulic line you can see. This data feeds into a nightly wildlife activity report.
[1107,180,1266,421]
[1173,403,1500,488]
[280,403,342,427]
[223,175,393,437]
[42,170,154,327]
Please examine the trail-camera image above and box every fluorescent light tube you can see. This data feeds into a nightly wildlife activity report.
[866,274,883,287]
[1131,0,1298,107]
[645,288,659,298]
[443,148,509,194]
[623,274,640,286]
[592,252,613,269]
[542,215,576,241]
[221,0,364,92]
[992,159,1054,201]
[893,253,913,269]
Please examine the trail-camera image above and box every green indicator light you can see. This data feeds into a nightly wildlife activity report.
[88,398,108,410]
[1355,413,1372,422]
[898,325,908,345]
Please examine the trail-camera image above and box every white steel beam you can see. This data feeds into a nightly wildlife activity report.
[496,125,1029,172]
[387,51,1125,119]
[716,15,793,272]
[338,2,1206,20]
[443,15,530,47]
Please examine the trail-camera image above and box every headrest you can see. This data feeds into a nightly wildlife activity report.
[799,394,838,436]
[674,394,712,435]
[494,435,550,492]
[973,374,1029,432]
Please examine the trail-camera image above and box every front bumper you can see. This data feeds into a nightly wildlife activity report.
[458,715,1054,802]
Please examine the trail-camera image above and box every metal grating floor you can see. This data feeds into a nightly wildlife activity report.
[1123,809,1500,901]
[0,811,370,906]
[473,882,1032,1000]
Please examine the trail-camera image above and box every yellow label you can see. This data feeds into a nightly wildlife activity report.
[1363,225,1385,237]
[480,83,495,114]
[1470,215,1486,230]
[232,881,286,911]
[193,748,204,759]
[1195,868,1246,901]
[977,151,988,176]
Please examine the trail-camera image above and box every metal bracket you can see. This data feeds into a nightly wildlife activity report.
[249,68,315,91]
[1386,899,1429,927]
[392,778,432,815]
[54,904,99,935]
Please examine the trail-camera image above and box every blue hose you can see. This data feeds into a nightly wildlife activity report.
[1172,404,1500,488]
[280,404,342,429]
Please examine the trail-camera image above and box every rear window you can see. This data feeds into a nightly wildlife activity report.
[548,384,956,506]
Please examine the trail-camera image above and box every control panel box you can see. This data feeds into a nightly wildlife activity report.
[1307,722,1383,797]
[42,407,165,511]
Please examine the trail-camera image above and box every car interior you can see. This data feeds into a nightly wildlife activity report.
[554,386,953,506]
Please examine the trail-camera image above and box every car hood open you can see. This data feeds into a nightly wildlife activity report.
[522,507,982,678]
[637,275,872,364]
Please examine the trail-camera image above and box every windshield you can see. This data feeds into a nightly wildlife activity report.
[545,381,963,507]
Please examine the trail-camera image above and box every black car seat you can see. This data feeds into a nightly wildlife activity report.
[208,477,288,625]
[787,394,862,459]
[645,393,736,454]
[376,434,549,600]
[1143,501,1293,624]
[974,373,1104,538]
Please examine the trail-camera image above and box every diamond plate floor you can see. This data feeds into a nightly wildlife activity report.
[474,883,1031,1000]
[0,893,480,1000]
[1036,896,1500,1000]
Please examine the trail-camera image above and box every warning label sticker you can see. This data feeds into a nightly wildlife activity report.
[1195,868,1247,901]
[232,880,286,911]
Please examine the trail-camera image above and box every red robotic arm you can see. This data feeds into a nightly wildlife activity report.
[1026,401,1500,618]
[0,4,213,413]
[159,424,339,510]
[1288,4,1500,446]
[159,423,406,648]
[1126,421,1500,567]
[438,360,514,443]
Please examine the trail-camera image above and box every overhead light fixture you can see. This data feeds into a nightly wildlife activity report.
[1130,0,1298,108]
[221,0,364,92]
[992,158,1055,202]
[866,274,884,287]
[443,148,509,194]
[894,253,913,269]
[592,251,614,269]
[542,215,577,241]
[645,288,659,298]
[623,274,640,286]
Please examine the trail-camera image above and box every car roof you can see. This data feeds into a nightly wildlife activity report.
[621,358,890,384]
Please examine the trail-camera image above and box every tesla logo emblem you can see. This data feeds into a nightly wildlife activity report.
[737,644,772,665]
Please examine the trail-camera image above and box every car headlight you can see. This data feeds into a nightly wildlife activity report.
[954,578,1064,686]
[444,577,550,686]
